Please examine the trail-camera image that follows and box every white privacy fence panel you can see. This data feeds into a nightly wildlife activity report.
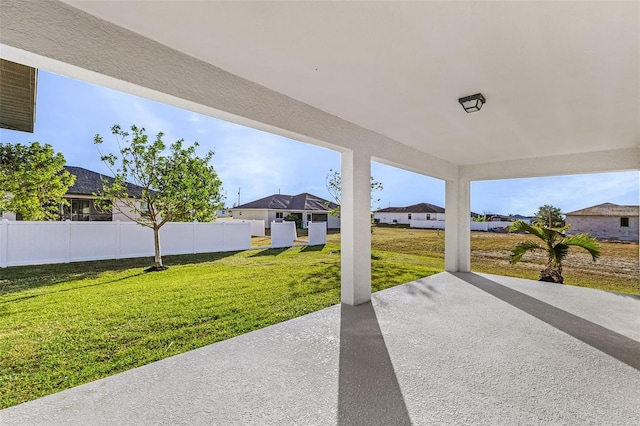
[470,221,513,231]
[69,222,118,261]
[160,223,196,256]
[119,224,154,258]
[410,220,514,231]
[308,222,327,245]
[0,220,251,268]
[223,219,265,237]
[410,220,445,229]
[1,221,69,266]
[195,223,225,253]
[222,223,252,251]
[271,221,297,248]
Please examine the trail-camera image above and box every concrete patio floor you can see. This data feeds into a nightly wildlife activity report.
[2,272,639,425]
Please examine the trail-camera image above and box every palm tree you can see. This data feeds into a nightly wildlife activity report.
[509,220,601,283]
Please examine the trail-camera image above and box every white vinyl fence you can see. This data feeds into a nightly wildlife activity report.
[271,221,297,248]
[307,222,327,245]
[0,220,251,268]
[223,219,265,237]
[470,221,513,231]
[410,219,514,231]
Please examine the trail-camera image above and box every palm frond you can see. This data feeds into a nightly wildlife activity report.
[510,240,543,264]
[561,234,601,261]
[550,243,569,265]
[510,220,565,248]
[510,220,544,237]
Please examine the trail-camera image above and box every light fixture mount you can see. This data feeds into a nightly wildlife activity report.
[458,93,486,113]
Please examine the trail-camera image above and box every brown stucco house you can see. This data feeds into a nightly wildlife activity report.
[565,203,639,242]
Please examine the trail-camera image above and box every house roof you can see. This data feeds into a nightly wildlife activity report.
[376,203,445,214]
[64,166,145,198]
[508,214,531,220]
[235,193,337,211]
[0,58,37,133]
[565,203,639,217]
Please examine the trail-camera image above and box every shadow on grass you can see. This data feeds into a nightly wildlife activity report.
[0,250,241,296]
[371,262,441,293]
[300,244,325,252]
[249,248,290,257]
[2,272,146,304]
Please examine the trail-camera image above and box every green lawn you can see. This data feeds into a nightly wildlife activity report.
[1,227,637,408]
[0,242,439,409]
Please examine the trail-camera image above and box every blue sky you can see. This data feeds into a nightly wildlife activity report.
[1,71,637,216]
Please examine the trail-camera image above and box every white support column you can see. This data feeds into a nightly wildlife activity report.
[341,150,372,306]
[445,177,471,272]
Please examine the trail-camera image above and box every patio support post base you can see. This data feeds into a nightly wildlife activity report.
[340,149,372,306]
[445,176,471,272]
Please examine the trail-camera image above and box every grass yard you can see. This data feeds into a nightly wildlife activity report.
[0,241,439,408]
[1,226,637,408]
[364,226,638,294]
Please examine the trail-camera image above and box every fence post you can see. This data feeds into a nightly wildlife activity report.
[65,220,71,263]
[193,221,197,254]
[115,221,121,260]
[0,220,8,268]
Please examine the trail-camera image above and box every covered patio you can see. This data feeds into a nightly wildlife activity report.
[1,1,638,423]
[2,273,639,424]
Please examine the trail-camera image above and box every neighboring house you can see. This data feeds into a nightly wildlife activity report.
[374,203,446,225]
[505,214,534,224]
[215,208,231,219]
[231,193,340,229]
[62,166,149,222]
[565,202,639,242]
[484,214,533,224]
[1,166,147,222]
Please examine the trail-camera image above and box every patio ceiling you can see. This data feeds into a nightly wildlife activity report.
[61,1,639,174]
[1,1,638,181]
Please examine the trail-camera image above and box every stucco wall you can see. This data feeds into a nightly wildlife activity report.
[231,209,269,224]
[567,215,639,242]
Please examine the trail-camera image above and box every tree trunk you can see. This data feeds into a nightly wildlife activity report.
[153,226,163,268]
[539,266,563,283]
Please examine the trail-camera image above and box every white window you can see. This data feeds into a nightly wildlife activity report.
[276,212,284,219]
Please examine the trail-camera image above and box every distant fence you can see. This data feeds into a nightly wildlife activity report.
[410,219,514,231]
[0,220,251,268]
[409,220,445,229]
[223,219,265,237]
[470,221,513,231]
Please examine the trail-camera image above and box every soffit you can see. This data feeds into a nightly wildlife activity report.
[62,1,640,166]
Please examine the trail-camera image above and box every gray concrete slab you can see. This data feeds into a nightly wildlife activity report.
[2,272,639,425]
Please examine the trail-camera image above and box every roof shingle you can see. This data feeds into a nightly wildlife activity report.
[376,203,445,214]
[565,203,639,217]
[64,166,145,197]
[235,193,337,211]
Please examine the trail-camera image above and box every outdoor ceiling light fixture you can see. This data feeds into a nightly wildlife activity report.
[458,93,486,113]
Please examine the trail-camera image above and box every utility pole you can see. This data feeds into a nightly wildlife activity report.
[237,187,241,207]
